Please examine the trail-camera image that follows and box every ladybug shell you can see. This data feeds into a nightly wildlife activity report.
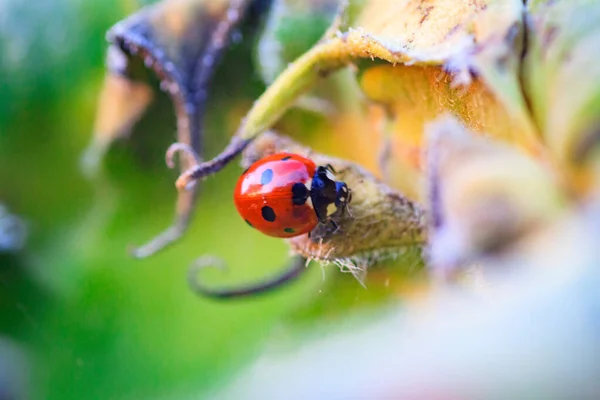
[234,152,318,238]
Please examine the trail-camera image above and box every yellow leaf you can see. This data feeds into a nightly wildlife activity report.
[193,0,541,198]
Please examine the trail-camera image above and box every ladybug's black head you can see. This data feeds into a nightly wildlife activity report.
[311,164,351,223]
[334,181,351,210]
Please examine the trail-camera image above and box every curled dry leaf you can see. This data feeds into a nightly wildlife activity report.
[523,0,600,194]
[86,0,252,257]
[242,132,426,283]
[424,115,565,274]
[87,0,248,169]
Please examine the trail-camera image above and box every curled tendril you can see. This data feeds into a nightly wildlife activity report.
[164,142,204,192]
[175,135,251,191]
[166,142,203,169]
[128,226,185,259]
[187,255,309,299]
[126,142,205,258]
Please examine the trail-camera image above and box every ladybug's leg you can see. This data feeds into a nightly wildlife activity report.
[328,219,339,234]
[188,255,308,299]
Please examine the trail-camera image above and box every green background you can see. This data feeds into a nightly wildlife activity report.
[0,1,410,398]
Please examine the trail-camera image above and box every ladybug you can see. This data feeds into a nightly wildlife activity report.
[234,152,352,238]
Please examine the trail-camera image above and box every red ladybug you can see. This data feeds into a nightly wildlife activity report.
[234,152,351,238]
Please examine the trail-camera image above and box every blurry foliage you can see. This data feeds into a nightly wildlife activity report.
[0,0,415,399]
[2,0,600,399]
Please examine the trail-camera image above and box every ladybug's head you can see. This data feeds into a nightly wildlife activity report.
[311,164,352,222]
[334,181,351,211]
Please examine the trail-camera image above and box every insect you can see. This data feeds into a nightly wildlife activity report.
[234,152,352,238]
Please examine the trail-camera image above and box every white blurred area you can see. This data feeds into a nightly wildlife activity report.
[0,204,26,253]
[215,201,600,399]
[0,337,29,400]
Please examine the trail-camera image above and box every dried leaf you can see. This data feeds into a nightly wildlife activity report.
[91,0,250,164]
[87,0,253,257]
[356,0,542,196]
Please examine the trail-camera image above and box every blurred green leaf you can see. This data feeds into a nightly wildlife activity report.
[0,1,420,399]
[8,0,600,399]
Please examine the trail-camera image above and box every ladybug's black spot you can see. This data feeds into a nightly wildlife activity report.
[245,219,254,228]
[260,168,274,185]
[292,182,309,205]
[261,206,276,222]
[281,156,292,161]
[284,228,295,234]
